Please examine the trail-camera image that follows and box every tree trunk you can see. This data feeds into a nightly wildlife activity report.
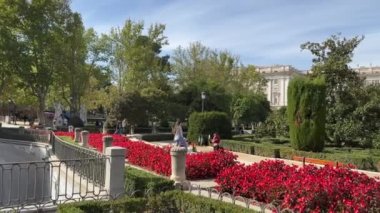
[37,95,46,125]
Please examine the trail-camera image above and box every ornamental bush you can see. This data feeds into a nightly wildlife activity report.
[287,76,326,152]
[58,190,256,213]
[187,111,232,142]
[124,167,174,197]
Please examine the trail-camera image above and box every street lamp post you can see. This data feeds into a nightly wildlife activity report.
[201,91,206,112]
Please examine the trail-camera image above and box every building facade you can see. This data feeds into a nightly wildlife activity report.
[255,65,380,108]
[354,66,380,85]
[256,65,303,108]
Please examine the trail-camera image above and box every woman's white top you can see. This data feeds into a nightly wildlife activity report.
[174,125,183,141]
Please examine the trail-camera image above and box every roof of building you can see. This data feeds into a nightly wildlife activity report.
[256,65,304,76]
[354,66,380,76]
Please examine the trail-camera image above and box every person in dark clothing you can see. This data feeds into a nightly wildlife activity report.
[23,115,28,125]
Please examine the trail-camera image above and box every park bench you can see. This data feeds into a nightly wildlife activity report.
[292,156,357,169]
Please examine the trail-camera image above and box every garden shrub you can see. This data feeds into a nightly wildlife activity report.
[222,140,280,157]
[187,111,232,142]
[58,197,148,213]
[220,140,255,154]
[255,107,289,138]
[140,133,186,141]
[288,76,326,152]
[0,127,34,141]
[58,206,84,213]
[255,121,276,138]
[151,190,256,213]
[259,137,289,144]
[125,166,174,196]
[232,134,257,142]
[58,191,257,213]
[373,133,380,149]
[222,139,380,171]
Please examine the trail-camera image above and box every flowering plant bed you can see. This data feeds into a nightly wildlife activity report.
[54,131,237,180]
[215,160,380,212]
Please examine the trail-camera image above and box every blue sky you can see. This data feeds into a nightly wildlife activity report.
[71,0,380,70]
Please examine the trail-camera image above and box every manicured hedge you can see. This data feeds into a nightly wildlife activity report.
[58,191,257,213]
[232,134,257,142]
[232,135,290,144]
[58,197,148,213]
[259,137,289,144]
[222,139,380,171]
[0,128,34,141]
[288,76,326,152]
[222,140,280,158]
[139,133,187,142]
[187,111,232,142]
[125,166,174,196]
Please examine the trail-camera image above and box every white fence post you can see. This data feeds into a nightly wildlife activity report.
[105,147,126,199]
[102,136,113,154]
[74,128,81,142]
[81,131,89,147]
[170,147,187,187]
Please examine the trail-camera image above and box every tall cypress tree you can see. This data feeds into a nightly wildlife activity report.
[288,76,326,152]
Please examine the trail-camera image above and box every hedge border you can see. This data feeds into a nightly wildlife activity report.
[222,140,380,171]
[58,190,258,213]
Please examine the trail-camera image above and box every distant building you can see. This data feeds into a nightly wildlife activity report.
[256,65,304,108]
[255,65,380,108]
[354,66,380,85]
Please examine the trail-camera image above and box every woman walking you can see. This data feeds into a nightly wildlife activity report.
[172,119,187,149]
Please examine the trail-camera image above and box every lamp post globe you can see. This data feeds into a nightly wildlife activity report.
[201,92,206,112]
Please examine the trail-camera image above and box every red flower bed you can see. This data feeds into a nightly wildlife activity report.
[54,131,237,180]
[216,160,380,212]
[186,149,237,180]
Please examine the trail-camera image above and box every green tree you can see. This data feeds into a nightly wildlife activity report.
[352,84,380,148]
[2,0,75,124]
[110,91,148,133]
[172,42,266,122]
[288,76,326,152]
[174,80,231,117]
[141,87,169,124]
[231,94,270,130]
[108,20,170,93]
[172,42,240,91]
[48,26,112,116]
[301,34,364,146]
[231,65,267,95]
[58,12,87,116]
[269,107,289,138]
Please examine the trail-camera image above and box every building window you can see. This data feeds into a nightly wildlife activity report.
[271,92,280,105]
[273,79,278,85]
